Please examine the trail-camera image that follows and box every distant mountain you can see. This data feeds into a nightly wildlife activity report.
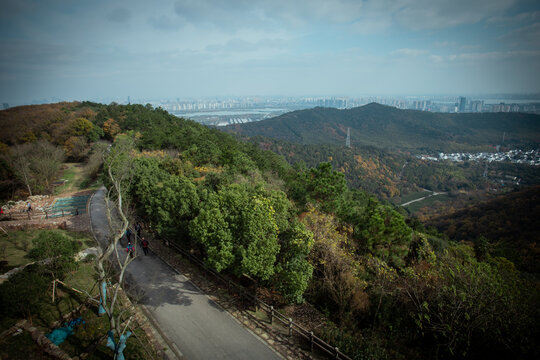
[224,103,540,152]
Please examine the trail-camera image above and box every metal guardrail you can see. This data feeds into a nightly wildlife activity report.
[165,240,352,360]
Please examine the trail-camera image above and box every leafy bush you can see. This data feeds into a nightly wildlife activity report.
[0,265,49,319]
[28,230,80,279]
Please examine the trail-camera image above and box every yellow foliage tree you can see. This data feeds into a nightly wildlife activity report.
[64,136,88,160]
[103,118,120,140]
[70,117,94,137]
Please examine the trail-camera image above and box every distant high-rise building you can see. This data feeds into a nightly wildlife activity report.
[2,103,8,110]
[127,96,131,104]
[458,97,466,112]
[471,100,484,112]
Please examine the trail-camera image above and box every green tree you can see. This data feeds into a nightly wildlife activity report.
[306,162,347,210]
[132,157,199,239]
[190,184,281,281]
[358,199,412,268]
[28,230,80,280]
[190,206,234,272]
[276,221,314,303]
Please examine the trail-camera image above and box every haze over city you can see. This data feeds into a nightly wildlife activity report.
[1,0,540,105]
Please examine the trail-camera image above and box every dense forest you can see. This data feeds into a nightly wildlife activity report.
[225,103,540,152]
[1,102,539,359]
[426,185,540,274]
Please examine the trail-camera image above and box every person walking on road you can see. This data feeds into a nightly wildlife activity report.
[141,237,149,256]
[126,241,134,258]
[135,222,142,239]
[125,228,132,242]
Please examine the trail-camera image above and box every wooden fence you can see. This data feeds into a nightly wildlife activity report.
[165,240,352,360]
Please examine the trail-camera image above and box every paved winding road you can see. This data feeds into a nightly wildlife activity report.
[90,187,281,360]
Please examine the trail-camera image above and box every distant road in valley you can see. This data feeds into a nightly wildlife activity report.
[401,190,447,207]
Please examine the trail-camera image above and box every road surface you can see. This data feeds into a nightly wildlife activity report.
[400,189,447,207]
[90,187,281,360]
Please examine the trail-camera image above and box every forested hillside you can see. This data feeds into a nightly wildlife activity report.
[225,103,540,152]
[427,185,540,274]
[245,135,540,202]
[1,102,538,359]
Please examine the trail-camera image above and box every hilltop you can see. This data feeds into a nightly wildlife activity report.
[225,103,540,152]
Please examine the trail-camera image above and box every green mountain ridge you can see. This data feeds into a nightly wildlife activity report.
[225,103,540,152]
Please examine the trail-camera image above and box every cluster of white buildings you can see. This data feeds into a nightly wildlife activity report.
[417,149,540,166]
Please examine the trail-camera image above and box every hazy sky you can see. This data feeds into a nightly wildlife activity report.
[1,0,540,104]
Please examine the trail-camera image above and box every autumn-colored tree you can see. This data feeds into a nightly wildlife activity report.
[70,117,94,137]
[1,140,65,195]
[20,130,37,143]
[76,107,96,120]
[64,136,88,160]
[395,243,536,358]
[103,118,121,140]
[303,206,368,322]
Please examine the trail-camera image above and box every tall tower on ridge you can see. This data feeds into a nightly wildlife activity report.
[346,127,351,148]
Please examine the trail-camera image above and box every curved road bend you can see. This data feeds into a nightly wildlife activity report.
[90,187,281,360]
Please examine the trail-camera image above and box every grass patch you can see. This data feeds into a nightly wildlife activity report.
[79,174,103,191]
[54,161,102,196]
[0,230,38,271]
[55,163,87,195]
[65,262,99,297]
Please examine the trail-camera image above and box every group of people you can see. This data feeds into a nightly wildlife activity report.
[125,222,149,258]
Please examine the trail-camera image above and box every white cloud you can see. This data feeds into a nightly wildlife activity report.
[205,38,289,53]
[391,48,428,57]
[434,41,456,47]
[349,18,391,35]
[429,54,444,63]
[460,44,481,51]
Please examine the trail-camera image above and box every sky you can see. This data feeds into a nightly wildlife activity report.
[1,0,540,104]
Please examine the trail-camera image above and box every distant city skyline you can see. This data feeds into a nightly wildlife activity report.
[1,0,540,105]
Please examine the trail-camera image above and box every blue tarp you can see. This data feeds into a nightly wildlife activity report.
[45,317,84,346]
